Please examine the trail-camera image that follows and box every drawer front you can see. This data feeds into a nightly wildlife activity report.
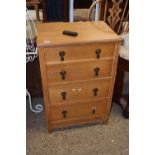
[49,79,110,103]
[45,43,115,63]
[47,59,113,83]
[51,99,107,121]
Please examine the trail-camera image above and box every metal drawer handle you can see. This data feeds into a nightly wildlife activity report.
[94,67,100,76]
[91,106,96,114]
[62,110,67,118]
[93,88,98,96]
[61,91,67,100]
[60,70,66,80]
[95,48,101,59]
[59,51,65,61]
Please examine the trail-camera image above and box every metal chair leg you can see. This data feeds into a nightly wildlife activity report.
[26,89,43,113]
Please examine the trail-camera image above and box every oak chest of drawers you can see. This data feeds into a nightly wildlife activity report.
[37,21,121,132]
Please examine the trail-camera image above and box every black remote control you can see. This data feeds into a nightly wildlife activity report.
[63,30,78,37]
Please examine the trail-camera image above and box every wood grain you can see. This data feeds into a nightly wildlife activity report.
[48,78,111,103]
[36,21,122,47]
[105,42,121,123]
[44,43,115,63]
[52,115,105,129]
[50,99,107,121]
[46,58,113,83]
[38,48,52,132]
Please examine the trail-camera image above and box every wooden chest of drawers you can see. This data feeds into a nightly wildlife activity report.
[37,21,121,132]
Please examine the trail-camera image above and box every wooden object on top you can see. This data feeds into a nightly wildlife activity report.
[88,0,129,34]
[37,21,122,47]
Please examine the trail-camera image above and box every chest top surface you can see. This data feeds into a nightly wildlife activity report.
[36,21,122,47]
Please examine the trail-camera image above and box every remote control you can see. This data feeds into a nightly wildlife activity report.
[63,30,78,37]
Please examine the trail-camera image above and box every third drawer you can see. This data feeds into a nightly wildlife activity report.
[48,78,111,103]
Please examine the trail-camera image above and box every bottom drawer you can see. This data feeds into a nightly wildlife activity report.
[51,99,107,121]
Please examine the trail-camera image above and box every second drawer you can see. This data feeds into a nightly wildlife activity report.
[46,59,113,83]
[48,78,110,103]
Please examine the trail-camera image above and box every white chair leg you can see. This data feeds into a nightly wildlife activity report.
[69,0,74,22]
[95,3,99,21]
[26,89,43,113]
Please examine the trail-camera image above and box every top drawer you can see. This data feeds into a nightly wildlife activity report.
[44,43,115,63]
